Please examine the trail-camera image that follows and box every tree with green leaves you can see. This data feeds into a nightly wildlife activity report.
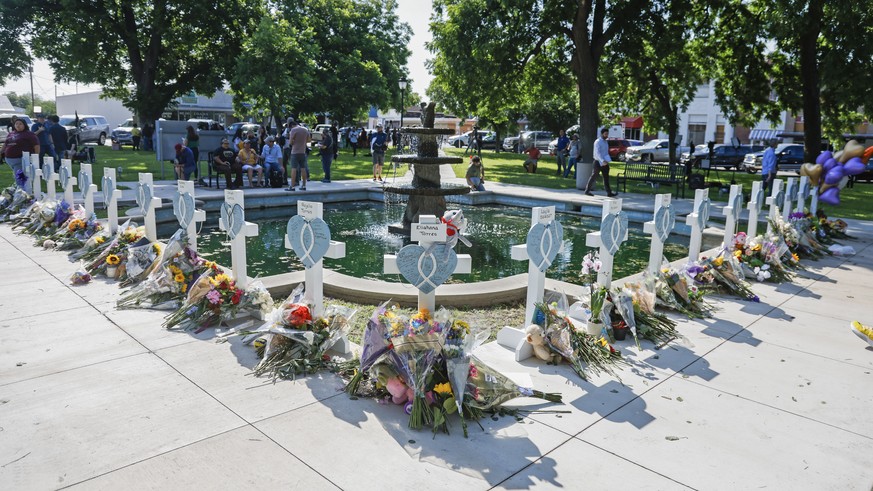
[2,92,56,116]
[0,0,263,124]
[429,0,644,188]
[710,0,873,160]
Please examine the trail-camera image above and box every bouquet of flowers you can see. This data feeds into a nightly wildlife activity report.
[579,251,610,326]
[534,301,627,381]
[118,240,164,287]
[244,284,356,379]
[31,200,75,243]
[816,210,850,239]
[343,300,395,396]
[786,212,830,258]
[730,232,795,283]
[463,354,563,418]
[85,222,147,279]
[0,187,34,222]
[68,219,121,261]
[117,230,209,310]
[613,286,679,347]
[769,213,821,259]
[12,199,63,236]
[647,263,714,318]
[48,207,103,251]
[162,267,252,332]
[695,253,759,302]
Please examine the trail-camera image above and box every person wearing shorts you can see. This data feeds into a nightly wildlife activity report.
[237,140,263,187]
[286,118,310,191]
[370,124,388,182]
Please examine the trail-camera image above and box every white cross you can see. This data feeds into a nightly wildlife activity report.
[810,185,820,215]
[42,157,58,201]
[643,194,675,275]
[283,201,346,318]
[102,167,123,234]
[59,159,77,205]
[78,163,98,216]
[174,180,206,249]
[586,198,628,288]
[685,188,711,262]
[136,173,163,242]
[782,178,797,221]
[384,215,472,312]
[721,184,743,249]
[746,180,765,237]
[219,189,259,290]
[795,176,810,214]
[23,153,41,197]
[765,179,785,234]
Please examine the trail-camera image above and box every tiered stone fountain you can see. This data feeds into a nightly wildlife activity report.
[386,102,469,235]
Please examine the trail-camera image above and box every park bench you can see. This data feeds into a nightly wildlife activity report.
[616,162,686,198]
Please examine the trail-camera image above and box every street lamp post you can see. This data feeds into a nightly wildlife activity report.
[398,78,408,129]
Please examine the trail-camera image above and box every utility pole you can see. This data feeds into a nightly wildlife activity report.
[28,65,34,113]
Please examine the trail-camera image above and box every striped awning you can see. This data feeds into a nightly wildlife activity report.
[749,129,777,141]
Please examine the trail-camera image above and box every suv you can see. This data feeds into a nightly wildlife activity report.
[448,129,495,148]
[625,139,689,163]
[504,131,554,152]
[59,114,110,146]
[742,144,805,174]
[682,144,765,170]
[0,114,34,149]
[111,118,135,146]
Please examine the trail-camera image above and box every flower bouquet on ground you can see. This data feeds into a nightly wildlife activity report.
[118,240,164,288]
[696,253,759,302]
[816,210,850,240]
[731,232,796,283]
[647,262,714,318]
[533,300,627,381]
[243,284,356,379]
[787,212,830,258]
[85,222,147,279]
[49,207,103,251]
[68,219,121,261]
[31,200,74,244]
[769,213,821,260]
[463,354,563,422]
[0,186,34,222]
[12,199,62,236]
[162,267,249,332]
[615,285,679,347]
[117,230,209,310]
[342,301,394,396]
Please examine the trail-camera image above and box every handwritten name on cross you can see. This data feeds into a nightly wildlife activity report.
[765,179,785,235]
[782,178,797,221]
[746,180,766,237]
[509,206,564,328]
[219,189,259,290]
[721,184,743,249]
[42,157,58,201]
[644,194,675,275]
[136,173,163,242]
[685,188,711,262]
[795,176,810,214]
[586,198,628,288]
[384,215,472,312]
[78,163,97,216]
[173,180,206,249]
[101,167,123,234]
[284,201,346,318]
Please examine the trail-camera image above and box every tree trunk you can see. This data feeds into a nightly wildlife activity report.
[800,0,823,162]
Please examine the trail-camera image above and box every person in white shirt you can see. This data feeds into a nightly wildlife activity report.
[584,127,617,197]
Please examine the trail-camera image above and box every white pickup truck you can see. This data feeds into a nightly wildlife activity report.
[625,139,689,163]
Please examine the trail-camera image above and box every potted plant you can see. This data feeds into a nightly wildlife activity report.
[580,251,608,336]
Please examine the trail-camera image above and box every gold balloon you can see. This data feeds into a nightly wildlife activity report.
[833,150,844,162]
[800,163,823,186]
[820,182,834,193]
[839,139,865,163]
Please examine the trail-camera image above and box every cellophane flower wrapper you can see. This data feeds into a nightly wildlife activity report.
[464,355,563,417]
[697,254,759,302]
[117,230,207,310]
[0,187,34,222]
[161,268,247,332]
[69,218,123,261]
[243,279,275,317]
[247,285,356,379]
[69,262,92,285]
[443,322,488,436]
[118,240,164,287]
[50,206,103,251]
[344,300,394,395]
[85,223,145,277]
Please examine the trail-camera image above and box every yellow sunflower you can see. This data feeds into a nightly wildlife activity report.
[433,382,452,395]
[174,273,185,283]
[106,254,121,266]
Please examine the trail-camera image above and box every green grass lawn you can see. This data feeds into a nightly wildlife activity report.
[3,144,871,220]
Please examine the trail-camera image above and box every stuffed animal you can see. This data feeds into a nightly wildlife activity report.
[525,324,559,363]
[385,376,414,405]
[441,209,472,247]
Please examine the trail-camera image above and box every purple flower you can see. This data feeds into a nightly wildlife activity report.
[206,289,221,305]
[749,295,760,303]
[789,212,805,220]
[14,169,27,187]
[54,201,72,225]
[686,265,705,277]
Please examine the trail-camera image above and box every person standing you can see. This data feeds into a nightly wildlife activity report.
[330,123,339,160]
[555,129,569,176]
[584,127,617,197]
[185,125,204,185]
[130,123,142,150]
[370,124,388,181]
[30,114,52,166]
[761,138,778,194]
[142,123,154,151]
[212,138,243,189]
[349,127,359,156]
[3,118,40,182]
[563,134,581,178]
[48,115,68,164]
[318,129,334,183]
[285,118,310,191]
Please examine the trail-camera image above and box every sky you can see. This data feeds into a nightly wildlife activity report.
[0,1,435,104]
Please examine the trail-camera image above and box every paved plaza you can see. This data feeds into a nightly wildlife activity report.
[1,184,872,490]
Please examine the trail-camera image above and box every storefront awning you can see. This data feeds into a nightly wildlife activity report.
[749,129,777,141]
[621,116,643,129]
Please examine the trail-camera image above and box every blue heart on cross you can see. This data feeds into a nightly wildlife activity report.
[174,192,195,230]
[654,205,675,243]
[136,182,153,215]
[101,175,115,205]
[220,202,245,240]
[696,197,711,230]
[601,212,629,255]
[751,186,765,213]
[525,221,563,273]
[58,165,70,190]
[78,170,91,197]
[396,243,457,294]
[286,215,331,268]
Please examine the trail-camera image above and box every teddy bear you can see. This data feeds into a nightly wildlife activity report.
[525,324,560,364]
[373,364,414,405]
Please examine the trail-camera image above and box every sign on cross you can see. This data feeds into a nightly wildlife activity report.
[219,189,259,290]
[384,215,472,312]
[721,184,743,248]
[585,198,628,288]
[173,180,205,249]
[685,188,711,262]
[643,194,675,275]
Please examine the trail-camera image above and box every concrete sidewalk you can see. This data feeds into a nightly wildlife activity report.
[1,217,872,490]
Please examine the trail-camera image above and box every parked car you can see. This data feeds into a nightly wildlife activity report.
[502,135,520,151]
[448,129,495,148]
[111,118,135,146]
[0,114,34,149]
[625,139,689,163]
[742,144,805,174]
[186,118,223,131]
[556,137,630,161]
[506,131,554,152]
[59,114,110,146]
[681,144,765,170]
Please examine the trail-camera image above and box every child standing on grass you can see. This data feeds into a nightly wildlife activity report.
[466,155,485,191]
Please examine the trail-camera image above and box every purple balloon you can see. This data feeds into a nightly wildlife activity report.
[819,187,840,206]
[824,166,845,185]
[823,158,838,172]
[844,157,865,176]
[816,151,833,166]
